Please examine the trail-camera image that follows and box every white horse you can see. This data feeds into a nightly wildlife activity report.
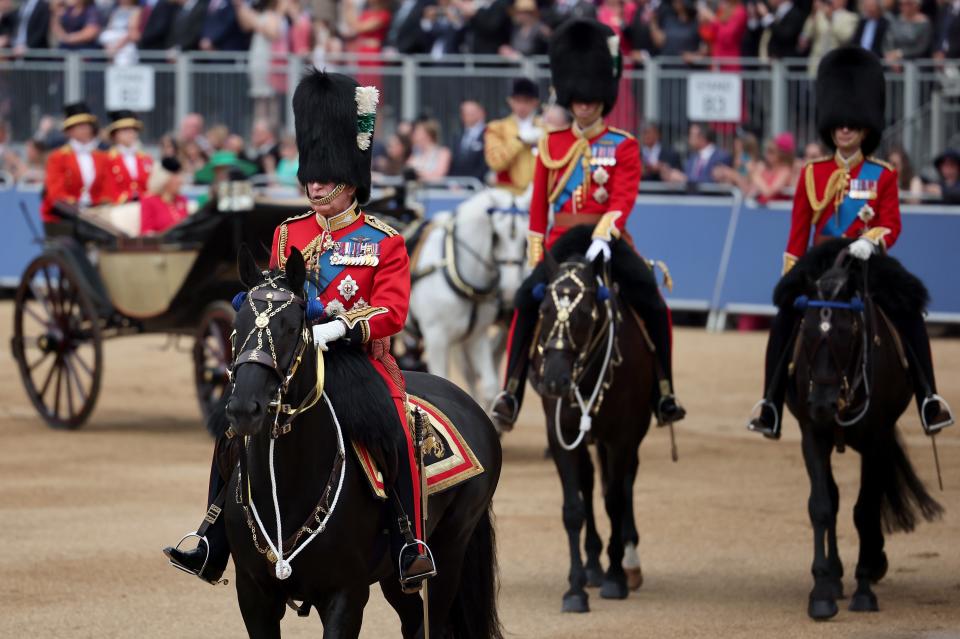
[408,188,529,411]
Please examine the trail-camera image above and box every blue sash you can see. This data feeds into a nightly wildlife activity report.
[820,161,884,238]
[554,130,627,211]
[303,223,387,300]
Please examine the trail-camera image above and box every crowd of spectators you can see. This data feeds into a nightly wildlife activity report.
[1,0,959,66]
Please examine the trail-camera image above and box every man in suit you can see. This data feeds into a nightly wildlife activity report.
[462,0,512,54]
[140,0,177,49]
[166,0,210,52]
[666,123,732,185]
[640,121,680,182]
[200,0,249,52]
[12,0,49,55]
[936,0,960,57]
[449,100,489,181]
[759,0,807,58]
[852,0,889,56]
[384,0,431,54]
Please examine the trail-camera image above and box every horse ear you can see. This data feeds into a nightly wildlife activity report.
[285,247,307,294]
[590,251,606,280]
[237,244,261,289]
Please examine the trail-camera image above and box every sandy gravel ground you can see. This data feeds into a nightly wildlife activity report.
[1,300,959,639]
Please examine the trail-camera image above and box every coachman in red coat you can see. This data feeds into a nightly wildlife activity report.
[41,102,110,223]
[749,47,953,439]
[104,110,153,203]
[490,19,685,432]
[164,71,438,593]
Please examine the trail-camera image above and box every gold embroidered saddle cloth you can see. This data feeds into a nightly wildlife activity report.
[353,395,484,499]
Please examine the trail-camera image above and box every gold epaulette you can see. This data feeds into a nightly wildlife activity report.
[804,155,833,167]
[607,126,636,140]
[275,211,317,267]
[283,209,314,224]
[364,214,398,237]
[866,156,894,171]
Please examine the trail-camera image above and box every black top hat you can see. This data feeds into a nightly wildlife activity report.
[548,19,622,117]
[510,77,540,100]
[816,47,886,156]
[106,110,144,135]
[161,156,182,173]
[293,70,378,204]
[934,149,960,170]
[62,102,98,131]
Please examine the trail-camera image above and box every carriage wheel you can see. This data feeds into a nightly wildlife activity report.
[12,254,104,429]
[194,301,235,421]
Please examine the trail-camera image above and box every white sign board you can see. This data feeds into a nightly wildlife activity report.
[687,73,742,123]
[105,65,155,112]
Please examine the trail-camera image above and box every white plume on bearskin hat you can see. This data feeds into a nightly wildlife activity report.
[548,19,622,116]
[816,47,886,156]
[293,70,379,204]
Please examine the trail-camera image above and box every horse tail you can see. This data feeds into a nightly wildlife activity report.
[447,506,503,639]
[879,431,944,533]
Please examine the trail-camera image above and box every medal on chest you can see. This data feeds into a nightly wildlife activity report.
[590,143,616,204]
[330,236,380,267]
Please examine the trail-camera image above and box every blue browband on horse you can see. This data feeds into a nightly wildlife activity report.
[793,295,865,312]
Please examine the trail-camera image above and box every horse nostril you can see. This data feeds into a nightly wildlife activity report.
[247,400,262,417]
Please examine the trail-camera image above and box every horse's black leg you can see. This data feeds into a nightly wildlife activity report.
[235,572,285,639]
[579,447,604,588]
[620,445,643,591]
[597,441,629,600]
[801,427,840,620]
[380,578,424,639]
[316,586,370,639]
[548,434,590,613]
[850,447,886,613]
[826,456,844,601]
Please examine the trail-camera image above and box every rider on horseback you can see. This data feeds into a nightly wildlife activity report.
[165,70,436,593]
[489,18,685,431]
[748,47,955,439]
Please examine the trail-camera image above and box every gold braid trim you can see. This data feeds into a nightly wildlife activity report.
[806,164,849,226]
[277,224,289,267]
[545,139,590,204]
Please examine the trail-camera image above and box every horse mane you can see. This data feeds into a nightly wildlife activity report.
[773,239,929,316]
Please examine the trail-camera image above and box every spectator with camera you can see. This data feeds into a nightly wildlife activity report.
[754,0,806,59]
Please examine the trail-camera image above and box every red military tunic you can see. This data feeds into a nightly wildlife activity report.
[105,147,153,203]
[530,121,641,248]
[269,202,421,534]
[784,153,901,272]
[41,144,111,222]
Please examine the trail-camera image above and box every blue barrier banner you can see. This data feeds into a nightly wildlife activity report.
[1,190,43,287]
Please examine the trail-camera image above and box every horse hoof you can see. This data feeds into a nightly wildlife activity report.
[849,590,879,613]
[808,598,839,621]
[585,566,604,588]
[562,593,590,613]
[600,578,629,600]
[626,567,644,591]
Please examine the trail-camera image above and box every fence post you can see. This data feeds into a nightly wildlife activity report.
[902,61,918,156]
[286,55,303,136]
[931,90,944,159]
[175,54,191,131]
[770,60,787,139]
[65,54,83,103]
[644,58,659,123]
[401,57,418,122]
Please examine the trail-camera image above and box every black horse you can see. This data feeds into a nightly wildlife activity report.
[222,246,503,638]
[530,251,654,613]
[779,241,943,620]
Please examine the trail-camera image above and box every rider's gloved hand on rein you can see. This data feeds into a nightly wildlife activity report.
[585,238,611,262]
[848,238,877,261]
[312,320,347,351]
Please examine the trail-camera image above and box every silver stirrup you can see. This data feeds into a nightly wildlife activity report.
[747,399,780,436]
[398,539,438,582]
[167,532,229,586]
[922,394,955,434]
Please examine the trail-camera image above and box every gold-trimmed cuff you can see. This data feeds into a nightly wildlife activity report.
[338,306,388,343]
[861,226,891,247]
[527,232,544,268]
[782,253,798,275]
[592,211,623,242]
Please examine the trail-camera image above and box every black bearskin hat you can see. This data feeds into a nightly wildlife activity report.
[293,70,379,204]
[548,19,621,116]
[816,47,886,156]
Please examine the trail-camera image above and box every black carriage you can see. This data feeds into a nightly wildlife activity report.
[11,180,420,429]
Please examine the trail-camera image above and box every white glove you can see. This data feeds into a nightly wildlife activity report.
[518,127,544,146]
[848,238,877,261]
[585,238,611,262]
[312,320,347,351]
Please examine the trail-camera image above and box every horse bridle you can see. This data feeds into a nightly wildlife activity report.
[229,275,320,437]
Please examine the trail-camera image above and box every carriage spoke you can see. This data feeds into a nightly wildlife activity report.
[52,361,63,420]
[63,359,76,418]
[42,265,63,319]
[38,354,59,400]
[23,302,50,328]
[29,277,56,322]
[73,352,94,379]
[63,355,89,406]
[27,351,53,372]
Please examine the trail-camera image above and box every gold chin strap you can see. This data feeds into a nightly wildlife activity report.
[307,183,346,206]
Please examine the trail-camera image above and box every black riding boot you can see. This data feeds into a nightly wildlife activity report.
[490,267,546,431]
[163,437,233,584]
[893,310,955,433]
[611,241,685,424]
[748,306,799,439]
[391,446,435,594]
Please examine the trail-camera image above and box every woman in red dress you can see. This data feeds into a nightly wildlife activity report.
[343,0,392,91]
[140,157,189,235]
